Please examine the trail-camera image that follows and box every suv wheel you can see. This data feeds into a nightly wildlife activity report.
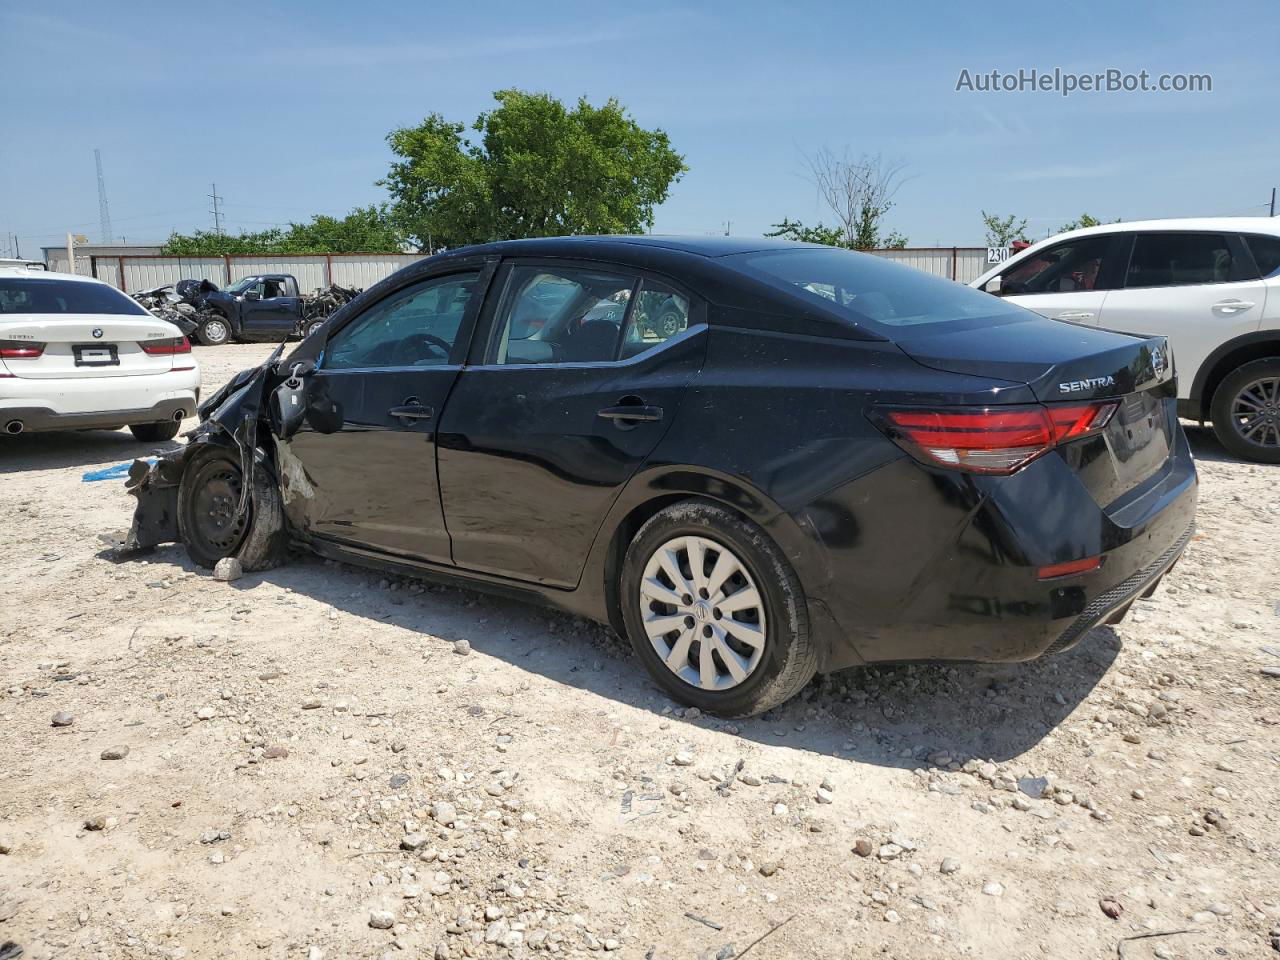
[620,500,816,717]
[1210,358,1280,463]
[177,446,289,570]
[197,315,231,346]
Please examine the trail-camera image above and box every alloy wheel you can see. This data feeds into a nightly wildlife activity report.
[639,535,767,691]
[1230,376,1280,449]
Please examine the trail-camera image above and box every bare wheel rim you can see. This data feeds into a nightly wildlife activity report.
[639,535,767,692]
[1230,376,1280,448]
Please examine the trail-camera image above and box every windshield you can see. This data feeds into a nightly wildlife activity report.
[226,276,260,294]
[0,278,148,315]
[730,248,1024,333]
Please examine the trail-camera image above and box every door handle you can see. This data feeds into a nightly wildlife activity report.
[389,403,433,423]
[1056,311,1095,321]
[1213,299,1255,313]
[597,404,663,423]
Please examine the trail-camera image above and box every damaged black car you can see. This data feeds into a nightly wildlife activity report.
[124,236,1197,717]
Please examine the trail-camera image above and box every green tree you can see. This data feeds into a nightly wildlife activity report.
[381,89,687,250]
[1059,213,1103,233]
[161,205,403,255]
[764,218,845,246]
[981,210,1029,246]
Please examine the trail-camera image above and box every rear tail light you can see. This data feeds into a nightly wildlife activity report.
[871,401,1118,475]
[141,336,191,356]
[0,340,46,359]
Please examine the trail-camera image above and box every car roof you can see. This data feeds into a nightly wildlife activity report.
[1034,216,1280,243]
[446,234,825,260]
[0,266,110,284]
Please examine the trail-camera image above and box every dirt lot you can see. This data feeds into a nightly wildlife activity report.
[2,342,1278,960]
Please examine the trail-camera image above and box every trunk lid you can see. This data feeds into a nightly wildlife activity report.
[893,316,1177,504]
[0,314,183,378]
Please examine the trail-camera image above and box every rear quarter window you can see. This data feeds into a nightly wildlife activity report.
[1244,234,1280,278]
[731,247,1024,333]
[0,278,148,315]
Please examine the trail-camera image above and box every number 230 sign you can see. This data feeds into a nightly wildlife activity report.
[987,247,1010,265]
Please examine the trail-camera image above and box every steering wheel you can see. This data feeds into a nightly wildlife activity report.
[395,333,452,365]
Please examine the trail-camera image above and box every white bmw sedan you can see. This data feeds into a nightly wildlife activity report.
[0,265,200,440]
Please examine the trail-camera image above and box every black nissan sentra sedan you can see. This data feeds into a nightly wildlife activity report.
[125,236,1197,716]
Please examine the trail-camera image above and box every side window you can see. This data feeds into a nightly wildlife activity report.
[1126,233,1234,288]
[1245,234,1280,278]
[325,272,479,370]
[621,281,690,359]
[492,265,637,365]
[1001,236,1113,295]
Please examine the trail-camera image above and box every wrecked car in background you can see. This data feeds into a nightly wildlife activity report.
[180,274,361,346]
[122,236,1197,718]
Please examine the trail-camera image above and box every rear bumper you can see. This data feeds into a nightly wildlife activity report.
[807,417,1198,670]
[1,397,195,432]
[0,368,200,432]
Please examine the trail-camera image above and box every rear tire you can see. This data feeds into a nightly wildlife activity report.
[197,314,231,346]
[1209,357,1280,464]
[620,500,816,717]
[129,420,181,442]
[177,445,288,571]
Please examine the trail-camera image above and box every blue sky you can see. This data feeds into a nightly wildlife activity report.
[3,0,1277,255]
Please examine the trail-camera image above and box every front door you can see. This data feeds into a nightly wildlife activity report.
[1000,233,1130,324]
[240,278,300,340]
[281,267,489,562]
[437,261,705,587]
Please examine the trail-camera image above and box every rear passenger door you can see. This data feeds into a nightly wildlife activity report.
[436,261,705,587]
[1098,232,1268,392]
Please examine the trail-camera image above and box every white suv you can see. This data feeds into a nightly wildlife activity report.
[0,266,200,441]
[972,217,1280,462]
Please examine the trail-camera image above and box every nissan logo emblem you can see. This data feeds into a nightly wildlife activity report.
[91,328,103,339]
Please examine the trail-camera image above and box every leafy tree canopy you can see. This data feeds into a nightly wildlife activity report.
[380,89,687,251]
[160,205,403,255]
[981,210,1030,246]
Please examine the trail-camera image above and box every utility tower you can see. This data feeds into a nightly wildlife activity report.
[209,184,225,235]
[94,149,114,244]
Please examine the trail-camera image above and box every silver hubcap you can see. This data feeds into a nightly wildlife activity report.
[1231,376,1280,448]
[639,535,767,691]
[205,320,226,342]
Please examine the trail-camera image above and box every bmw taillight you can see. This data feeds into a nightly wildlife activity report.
[0,340,46,359]
[141,336,191,356]
[871,401,1118,475]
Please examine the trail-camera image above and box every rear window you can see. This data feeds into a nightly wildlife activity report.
[731,247,1023,331]
[0,278,148,315]
[1245,234,1280,278]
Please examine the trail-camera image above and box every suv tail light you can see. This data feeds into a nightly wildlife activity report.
[141,336,191,356]
[0,340,46,359]
[871,401,1118,475]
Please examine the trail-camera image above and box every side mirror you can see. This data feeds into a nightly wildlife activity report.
[983,275,1003,295]
[244,291,261,301]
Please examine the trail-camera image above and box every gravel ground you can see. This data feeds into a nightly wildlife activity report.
[2,342,1278,960]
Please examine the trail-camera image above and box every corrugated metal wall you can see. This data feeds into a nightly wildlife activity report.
[86,253,430,294]
[865,248,988,283]
[76,248,989,292]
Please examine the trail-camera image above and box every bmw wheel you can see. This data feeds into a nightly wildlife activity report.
[620,500,816,717]
[177,446,289,571]
[1210,358,1280,464]
[197,315,231,346]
